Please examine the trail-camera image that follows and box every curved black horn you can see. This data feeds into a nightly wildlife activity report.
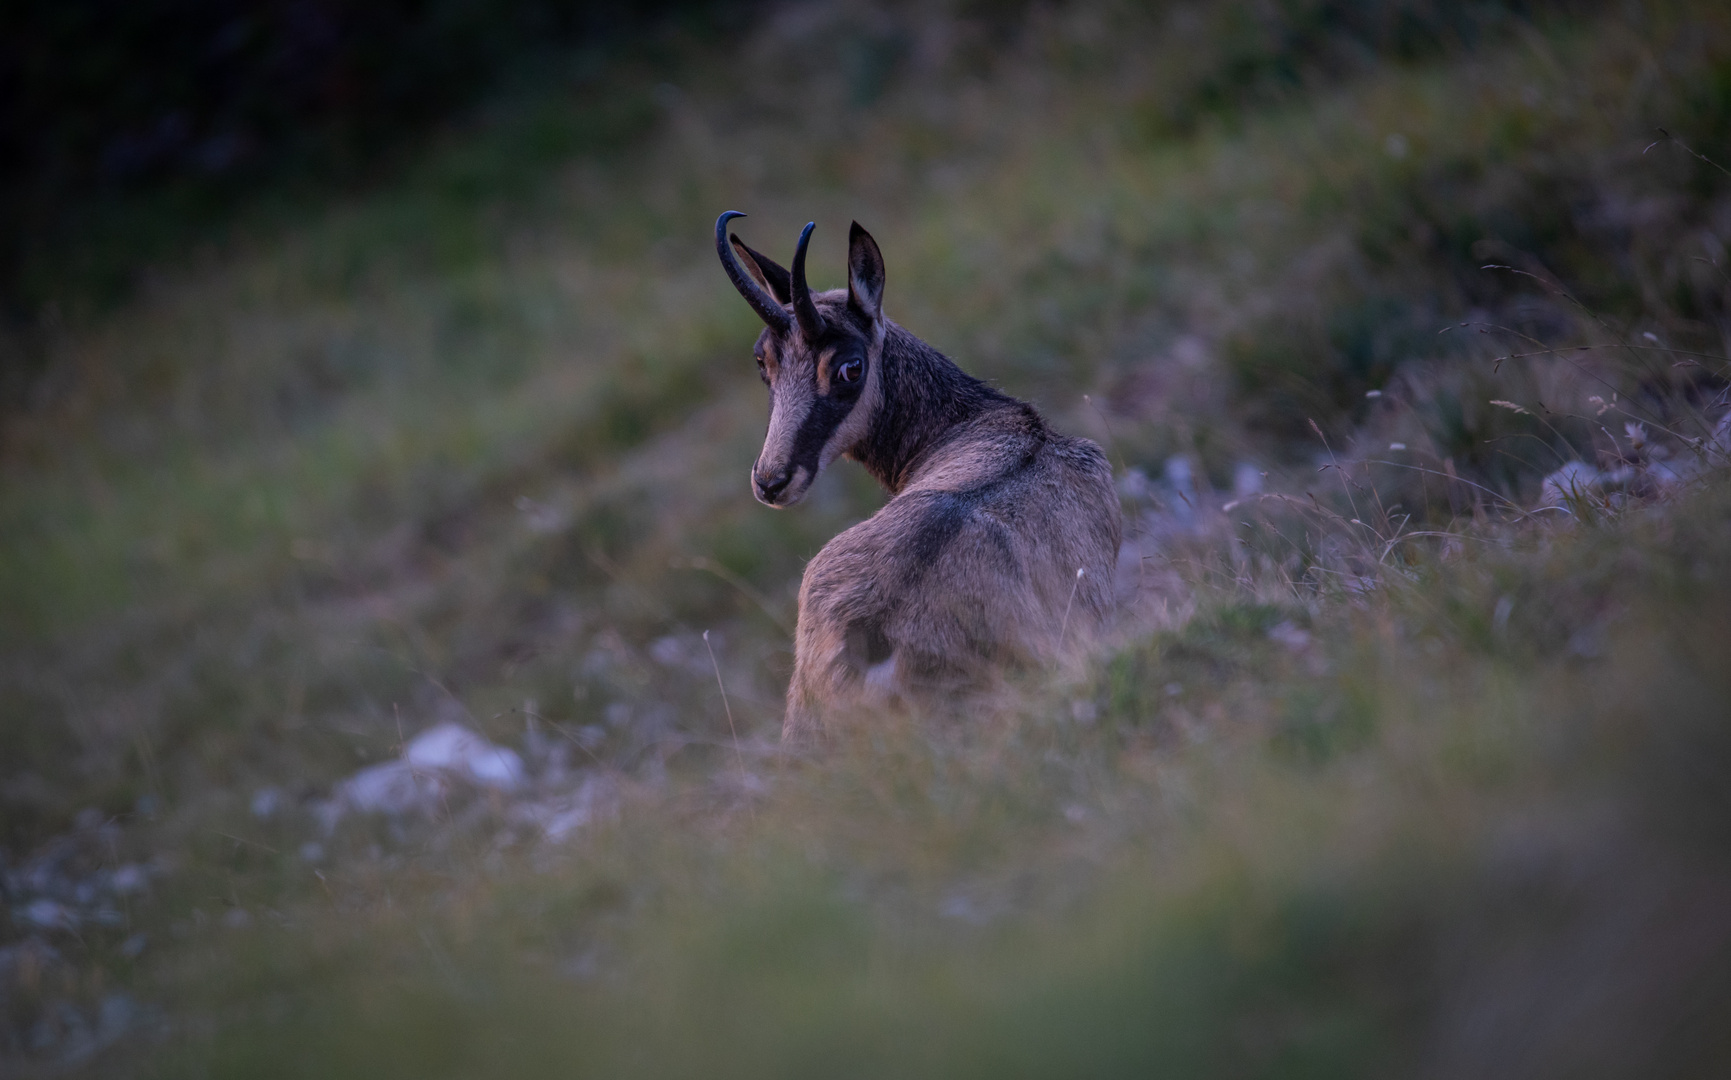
[716,211,792,334]
[791,221,826,340]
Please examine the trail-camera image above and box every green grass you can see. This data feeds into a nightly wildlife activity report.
[116,479,1731,1079]
[2,1,1730,1075]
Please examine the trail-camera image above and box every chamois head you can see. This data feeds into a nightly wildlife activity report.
[716,212,887,507]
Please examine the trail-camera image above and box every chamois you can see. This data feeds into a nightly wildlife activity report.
[716,213,1122,740]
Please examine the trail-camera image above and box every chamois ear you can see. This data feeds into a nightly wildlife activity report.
[730,235,793,305]
[847,221,885,325]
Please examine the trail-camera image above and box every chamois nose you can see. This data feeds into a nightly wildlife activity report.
[754,466,793,501]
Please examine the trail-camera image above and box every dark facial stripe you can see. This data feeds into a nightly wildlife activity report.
[785,391,856,477]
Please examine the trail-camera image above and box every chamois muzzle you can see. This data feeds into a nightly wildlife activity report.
[715,211,792,335]
[753,464,795,504]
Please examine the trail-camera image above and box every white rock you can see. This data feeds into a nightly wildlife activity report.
[1645,459,1688,489]
[404,723,525,791]
[339,760,445,816]
[466,748,525,790]
[512,776,619,842]
[1540,460,1601,506]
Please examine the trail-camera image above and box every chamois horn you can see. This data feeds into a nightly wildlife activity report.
[716,211,792,334]
[791,221,827,340]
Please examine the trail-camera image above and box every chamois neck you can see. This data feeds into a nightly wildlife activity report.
[849,322,1031,493]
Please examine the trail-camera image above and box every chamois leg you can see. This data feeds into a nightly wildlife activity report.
[781,624,838,743]
[781,682,822,744]
[782,613,896,742]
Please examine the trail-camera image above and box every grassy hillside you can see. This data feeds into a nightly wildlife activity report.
[2,1,1729,1074]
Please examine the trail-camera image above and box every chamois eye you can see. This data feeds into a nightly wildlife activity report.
[836,357,863,385]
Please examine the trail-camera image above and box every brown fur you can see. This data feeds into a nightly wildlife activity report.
[718,218,1122,741]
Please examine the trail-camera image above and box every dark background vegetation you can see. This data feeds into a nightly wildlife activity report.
[0,0,1609,319]
[10,0,1727,456]
[0,0,747,396]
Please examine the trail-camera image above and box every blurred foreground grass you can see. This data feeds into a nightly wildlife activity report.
[180,483,1731,1078]
[2,1,1729,1074]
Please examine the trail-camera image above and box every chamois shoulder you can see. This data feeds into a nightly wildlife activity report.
[897,401,1047,495]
